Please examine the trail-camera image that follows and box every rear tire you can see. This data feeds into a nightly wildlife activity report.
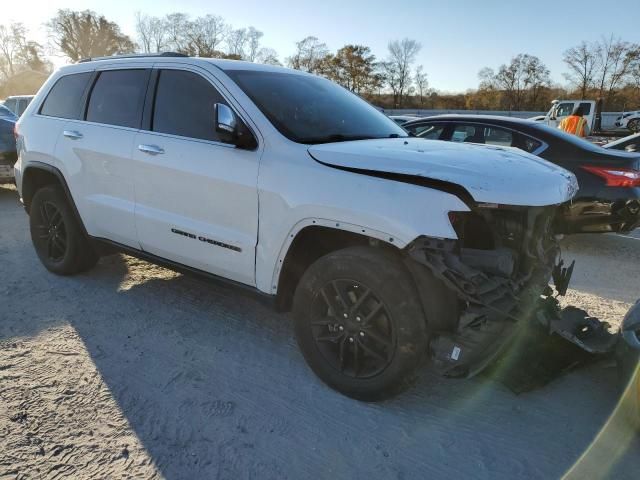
[29,185,98,275]
[292,246,429,401]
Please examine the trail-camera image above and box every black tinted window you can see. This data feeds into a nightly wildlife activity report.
[87,70,148,128]
[40,73,92,119]
[153,70,226,142]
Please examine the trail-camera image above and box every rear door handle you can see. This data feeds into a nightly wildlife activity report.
[63,130,83,140]
[138,144,165,155]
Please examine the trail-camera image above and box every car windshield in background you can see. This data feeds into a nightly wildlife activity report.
[224,70,407,144]
[0,105,17,120]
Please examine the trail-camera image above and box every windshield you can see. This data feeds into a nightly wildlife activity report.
[224,69,407,144]
[0,104,17,120]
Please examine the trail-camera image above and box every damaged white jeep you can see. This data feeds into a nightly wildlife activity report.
[14,54,578,400]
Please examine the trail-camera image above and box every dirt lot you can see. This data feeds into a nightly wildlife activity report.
[1,183,639,480]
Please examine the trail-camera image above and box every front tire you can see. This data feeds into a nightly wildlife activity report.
[628,119,640,133]
[292,246,429,401]
[29,185,98,275]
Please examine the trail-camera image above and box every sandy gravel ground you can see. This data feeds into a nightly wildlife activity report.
[0,183,639,479]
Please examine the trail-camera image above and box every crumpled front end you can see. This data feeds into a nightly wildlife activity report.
[406,204,565,377]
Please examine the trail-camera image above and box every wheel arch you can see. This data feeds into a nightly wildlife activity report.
[273,220,404,312]
[21,162,89,238]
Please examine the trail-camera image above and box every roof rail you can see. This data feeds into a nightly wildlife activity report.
[78,52,188,63]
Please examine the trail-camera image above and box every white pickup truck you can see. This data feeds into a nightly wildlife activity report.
[14,54,578,400]
[531,99,597,131]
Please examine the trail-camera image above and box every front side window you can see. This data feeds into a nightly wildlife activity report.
[87,69,148,128]
[412,124,445,139]
[40,72,93,120]
[224,69,406,144]
[152,69,227,142]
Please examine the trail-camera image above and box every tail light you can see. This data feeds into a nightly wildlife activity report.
[582,165,640,188]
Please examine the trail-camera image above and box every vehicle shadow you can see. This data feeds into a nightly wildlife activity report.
[61,254,639,480]
[2,184,639,478]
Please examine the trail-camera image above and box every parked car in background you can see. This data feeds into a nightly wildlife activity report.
[0,112,17,183]
[2,95,35,117]
[14,54,578,400]
[388,115,420,126]
[403,115,640,234]
[605,133,640,153]
[615,110,640,133]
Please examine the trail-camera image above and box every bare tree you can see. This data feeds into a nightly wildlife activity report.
[47,9,135,61]
[0,22,50,82]
[594,36,639,102]
[226,28,248,58]
[186,15,228,57]
[384,38,421,107]
[0,23,27,78]
[164,13,191,53]
[414,65,428,106]
[256,47,281,65]
[483,54,550,110]
[287,36,329,74]
[245,27,263,62]
[563,41,599,99]
[135,13,167,53]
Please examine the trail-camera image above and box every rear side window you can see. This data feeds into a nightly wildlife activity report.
[40,72,92,120]
[152,69,227,142]
[87,69,149,128]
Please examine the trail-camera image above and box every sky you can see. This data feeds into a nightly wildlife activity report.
[4,0,640,93]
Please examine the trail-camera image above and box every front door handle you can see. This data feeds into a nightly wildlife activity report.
[138,144,165,155]
[63,130,83,140]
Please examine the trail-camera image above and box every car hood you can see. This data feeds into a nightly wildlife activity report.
[308,138,578,207]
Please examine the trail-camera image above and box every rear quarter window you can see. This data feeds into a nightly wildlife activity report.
[40,72,93,120]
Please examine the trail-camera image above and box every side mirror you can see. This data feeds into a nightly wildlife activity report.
[214,103,237,137]
[214,103,257,149]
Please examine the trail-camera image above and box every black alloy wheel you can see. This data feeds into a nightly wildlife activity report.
[310,279,396,378]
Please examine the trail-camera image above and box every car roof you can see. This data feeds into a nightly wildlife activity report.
[404,114,540,126]
[59,54,304,76]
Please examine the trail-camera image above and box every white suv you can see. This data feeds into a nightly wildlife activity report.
[14,54,578,400]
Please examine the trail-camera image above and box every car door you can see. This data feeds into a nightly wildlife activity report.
[54,67,150,248]
[132,66,260,286]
